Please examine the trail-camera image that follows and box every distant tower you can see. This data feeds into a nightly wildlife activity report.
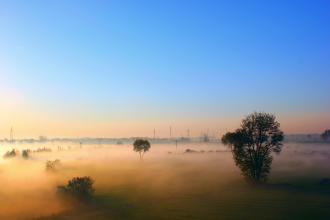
[187,129,190,138]
[10,127,13,142]
[153,128,156,139]
[170,126,172,138]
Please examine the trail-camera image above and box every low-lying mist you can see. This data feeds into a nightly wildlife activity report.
[0,141,330,219]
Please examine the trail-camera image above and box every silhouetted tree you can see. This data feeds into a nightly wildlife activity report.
[57,176,94,200]
[222,112,284,183]
[3,149,19,159]
[22,149,31,159]
[133,139,151,160]
[321,129,330,141]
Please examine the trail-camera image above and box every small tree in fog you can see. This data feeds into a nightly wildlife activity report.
[222,112,284,183]
[3,149,19,159]
[133,139,151,160]
[22,149,30,159]
[46,159,61,171]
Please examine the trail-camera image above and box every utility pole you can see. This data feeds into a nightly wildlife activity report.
[175,139,178,153]
[170,126,172,139]
[187,129,190,138]
[10,127,13,143]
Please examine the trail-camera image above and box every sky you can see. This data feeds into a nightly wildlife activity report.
[0,0,329,138]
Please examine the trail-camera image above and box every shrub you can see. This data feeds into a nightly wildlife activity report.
[3,149,19,159]
[22,149,31,159]
[46,159,61,171]
[57,176,95,200]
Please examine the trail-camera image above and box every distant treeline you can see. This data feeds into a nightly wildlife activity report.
[284,134,330,143]
[0,134,329,144]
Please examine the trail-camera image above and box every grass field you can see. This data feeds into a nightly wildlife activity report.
[37,172,330,220]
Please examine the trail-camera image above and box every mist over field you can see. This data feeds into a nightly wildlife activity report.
[0,141,329,220]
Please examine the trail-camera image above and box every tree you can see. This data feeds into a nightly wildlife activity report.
[57,176,95,200]
[321,129,330,141]
[133,139,151,160]
[221,112,284,183]
[22,149,30,159]
[3,149,19,159]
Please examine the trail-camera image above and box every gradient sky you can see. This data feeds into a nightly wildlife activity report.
[0,0,329,138]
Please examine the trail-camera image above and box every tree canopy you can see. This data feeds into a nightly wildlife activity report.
[133,139,151,160]
[222,112,284,183]
[58,176,95,200]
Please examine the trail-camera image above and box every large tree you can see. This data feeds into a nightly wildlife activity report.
[133,139,151,160]
[222,112,284,183]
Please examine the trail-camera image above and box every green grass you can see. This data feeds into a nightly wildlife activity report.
[36,180,330,220]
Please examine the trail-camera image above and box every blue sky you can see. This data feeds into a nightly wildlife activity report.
[0,0,329,137]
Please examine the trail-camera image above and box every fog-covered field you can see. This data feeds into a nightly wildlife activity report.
[1,141,330,220]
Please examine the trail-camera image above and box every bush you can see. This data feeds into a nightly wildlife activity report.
[46,159,61,171]
[3,149,19,159]
[22,149,31,159]
[57,176,95,200]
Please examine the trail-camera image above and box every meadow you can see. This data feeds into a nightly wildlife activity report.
[0,141,330,220]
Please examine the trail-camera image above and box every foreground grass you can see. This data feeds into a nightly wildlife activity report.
[35,179,330,220]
